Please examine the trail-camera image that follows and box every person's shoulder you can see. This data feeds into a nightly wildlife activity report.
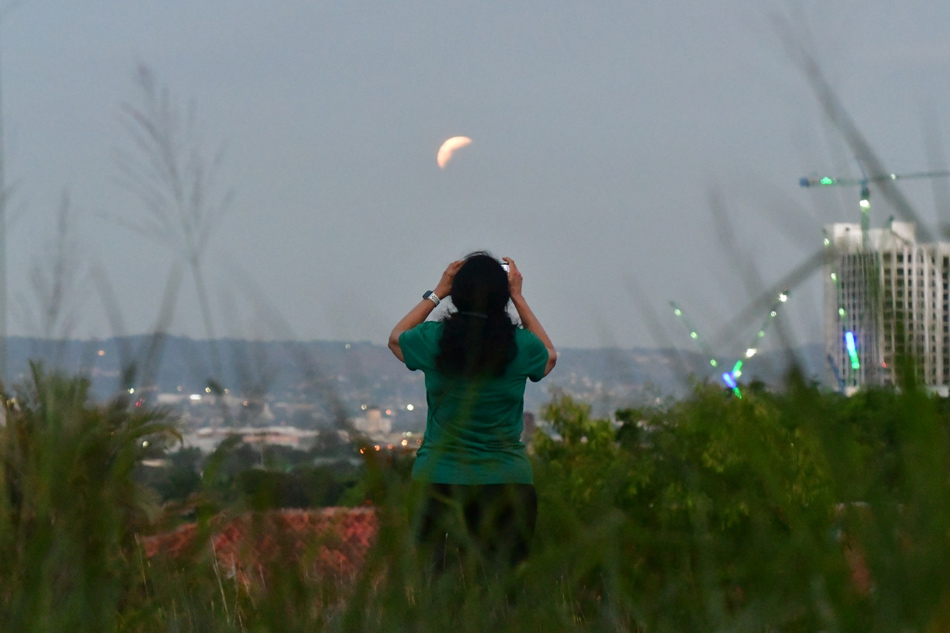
[401,320,444,351]
[400,320,444,371]
[514,327,543,347]
[512,327,549,381]
[415,320,444,338]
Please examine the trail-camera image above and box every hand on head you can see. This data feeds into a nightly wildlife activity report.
[435,255,521,300]
[434,260,464,298]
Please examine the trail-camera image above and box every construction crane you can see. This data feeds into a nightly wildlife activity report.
[802,164,950,392]
[670,289,789,398]
[800,166,950,243]
[731,290,790,380]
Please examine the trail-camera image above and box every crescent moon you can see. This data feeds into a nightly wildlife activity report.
[437,136,472,169]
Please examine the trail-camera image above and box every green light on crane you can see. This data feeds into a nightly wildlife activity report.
[732,359,743,378]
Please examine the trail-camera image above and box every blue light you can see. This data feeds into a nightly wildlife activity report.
[845,331,860,370]
[722,372,738,389]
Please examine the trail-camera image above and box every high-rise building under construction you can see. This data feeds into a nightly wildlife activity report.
[825,221,950,395]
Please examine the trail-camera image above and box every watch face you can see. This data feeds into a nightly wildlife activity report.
[423,291,433,299]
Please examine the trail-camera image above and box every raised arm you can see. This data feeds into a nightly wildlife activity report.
[388,260,462,363]
[503,257,557,377]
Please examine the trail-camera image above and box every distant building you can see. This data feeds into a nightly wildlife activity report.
[183,426,320,452]
[825,221,950,394]
[352,406,392,436]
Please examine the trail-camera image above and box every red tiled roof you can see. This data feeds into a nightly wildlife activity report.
[141,507,378,585]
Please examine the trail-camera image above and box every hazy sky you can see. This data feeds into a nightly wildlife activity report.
[4,1,950,351]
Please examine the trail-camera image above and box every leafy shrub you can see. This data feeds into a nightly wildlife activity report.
[0,364,178,632]
[524,380,950,631]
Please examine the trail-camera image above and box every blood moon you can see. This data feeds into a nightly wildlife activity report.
[437,136,472,169]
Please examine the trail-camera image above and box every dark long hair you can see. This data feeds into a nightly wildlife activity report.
[435,252,516,378]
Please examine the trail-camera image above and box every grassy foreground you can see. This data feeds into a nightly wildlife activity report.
[1,365,949,632]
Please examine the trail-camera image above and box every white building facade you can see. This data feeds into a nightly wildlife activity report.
[825,221,950,395]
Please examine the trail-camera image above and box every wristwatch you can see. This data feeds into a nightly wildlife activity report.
[423,290,441,306]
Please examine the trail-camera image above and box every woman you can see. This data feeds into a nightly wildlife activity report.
[388,253,557,572]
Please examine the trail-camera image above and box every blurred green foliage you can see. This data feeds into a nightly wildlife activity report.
[2,365,950,631]
[0,364,179,632]
[138,432,363,516]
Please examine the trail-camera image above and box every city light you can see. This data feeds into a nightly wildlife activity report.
[721,371,742,399]
[406,404,414,411]
[820,176,835,185]
[845,331,860,370]
[745,348,757,358]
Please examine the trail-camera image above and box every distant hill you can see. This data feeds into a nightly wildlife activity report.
[5,336,827,418]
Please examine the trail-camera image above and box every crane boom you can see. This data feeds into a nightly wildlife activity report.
[801,166,950,246]
[732,290,789,379]
[669,293,792,399]
[800,170,950,188]
[669,301,720,370]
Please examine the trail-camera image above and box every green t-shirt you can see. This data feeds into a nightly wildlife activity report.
[399,321,549,485]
